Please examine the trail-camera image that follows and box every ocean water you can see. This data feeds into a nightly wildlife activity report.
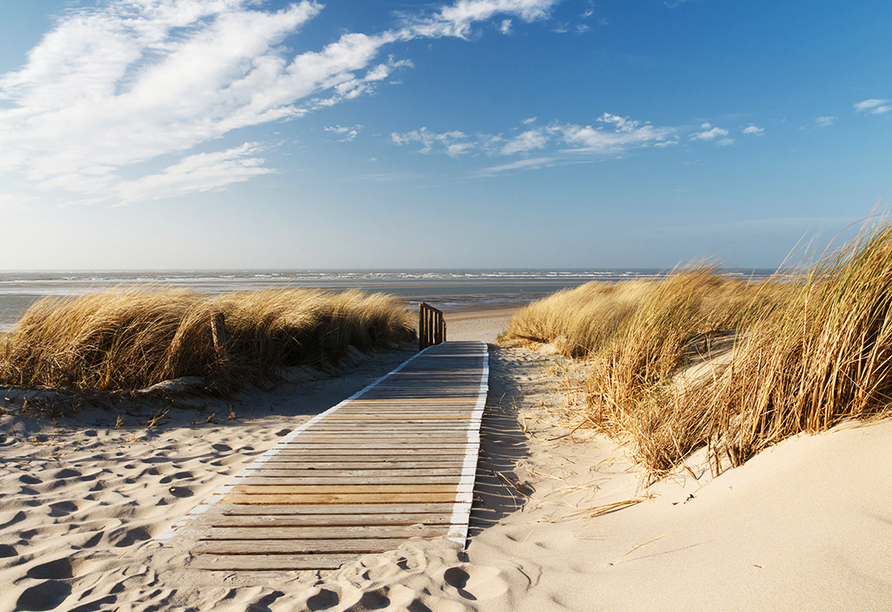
[0,269,775,331]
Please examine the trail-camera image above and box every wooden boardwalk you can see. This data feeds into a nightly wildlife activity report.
[158,340,489,572]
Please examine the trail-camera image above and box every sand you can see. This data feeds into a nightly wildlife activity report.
[1,310,891,611]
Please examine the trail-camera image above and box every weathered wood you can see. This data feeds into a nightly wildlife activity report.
[192,513,459,528]
[202,524,449,540]
[239,469,461,478]
[252,455,464,470]
[221,492,459,505]
[206,502,460,515]
[235,476,461,486]
[210,312,228,360]
[167,341,486,573]
[195,538,419,555]
[418,302,446,350]
[230,484,459,495]
[268,447,465,461]
[190,554,349,571]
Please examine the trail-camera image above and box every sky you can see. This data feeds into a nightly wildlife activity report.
[0,0,889,271]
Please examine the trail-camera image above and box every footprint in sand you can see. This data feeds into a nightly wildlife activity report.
[212,443,232,452]
[357,589,391,610]
[0,543,17,558]
[48,501,78,517]
[110,526,152,547]
[168,486,194,498]
[210,455,241,466]
[306,587,339,610]
[16,580,71,610]
[0,510,27,529]
[15,581,72,611]
[18,474,41,485]
[53,468,82,480]
[26,557,73,579]
[159,471,193,484]
[444,565,508,601]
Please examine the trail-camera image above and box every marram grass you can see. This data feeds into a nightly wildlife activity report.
[508,220,892,478]
[0,287,415,393]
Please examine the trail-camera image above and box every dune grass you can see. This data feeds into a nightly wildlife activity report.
[699,220,892,472]
[501,267,786,360]
[506,219,892,479]
[0,287,415,394]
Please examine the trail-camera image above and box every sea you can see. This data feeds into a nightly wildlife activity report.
[0,269,777,332]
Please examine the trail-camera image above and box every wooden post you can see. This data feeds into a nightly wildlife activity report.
[419,303,428,350]
[419,302,446,351]
[210,312,228,360]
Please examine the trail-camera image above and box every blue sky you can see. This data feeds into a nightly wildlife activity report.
[0,0,889,270]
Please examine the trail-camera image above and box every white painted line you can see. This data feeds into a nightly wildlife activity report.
[447,341,488,547]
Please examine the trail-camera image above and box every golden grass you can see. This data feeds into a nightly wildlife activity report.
[506,219,892,479]
[0,287,414,393]
[700,219,892,471]
[501,267,794,478]
[583,270,792,476]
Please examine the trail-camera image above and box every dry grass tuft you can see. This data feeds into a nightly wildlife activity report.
[0,287,414,394]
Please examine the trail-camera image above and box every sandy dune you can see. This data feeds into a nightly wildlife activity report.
[1,312,891,611]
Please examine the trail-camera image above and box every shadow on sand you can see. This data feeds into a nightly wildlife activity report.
[467,345,534,539]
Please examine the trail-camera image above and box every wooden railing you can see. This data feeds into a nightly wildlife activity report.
[418,302,446,350]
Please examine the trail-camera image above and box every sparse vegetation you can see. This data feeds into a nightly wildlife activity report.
[0,288,415,394]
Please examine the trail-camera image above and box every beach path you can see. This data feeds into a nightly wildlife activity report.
[158,340,488,572]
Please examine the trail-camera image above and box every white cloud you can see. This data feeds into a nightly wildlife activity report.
[521,116,537,124]
[115,142,274,205]
[499,19,513,34]
[854,99,891,114]
[501,129,548,154]
[815,116,836,128]
[554,113,675,152]
[0,0,558,205]
[391,128,472,157]
[690,123,731,143]
[325,124,364,141]
[477,156,557,175]
[392,113,677,159]
[743,124,764,135]
[403,0,559,39]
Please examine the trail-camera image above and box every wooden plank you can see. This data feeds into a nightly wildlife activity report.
[249,461,466,469]
[202,524,449,539]
[204,502,460,515]
[278,439,470,446]
[230,484,458,495]
[266,449,469,456]
[190,513,459,528]
[220,492,458,505]
[190,554,350,571]
[323,415,471,420]
[240,468,461,477]
[334,398,477,404]
[195,538,413,554]
[234,476,460,486]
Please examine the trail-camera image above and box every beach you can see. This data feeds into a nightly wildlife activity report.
[1,309,891,611]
